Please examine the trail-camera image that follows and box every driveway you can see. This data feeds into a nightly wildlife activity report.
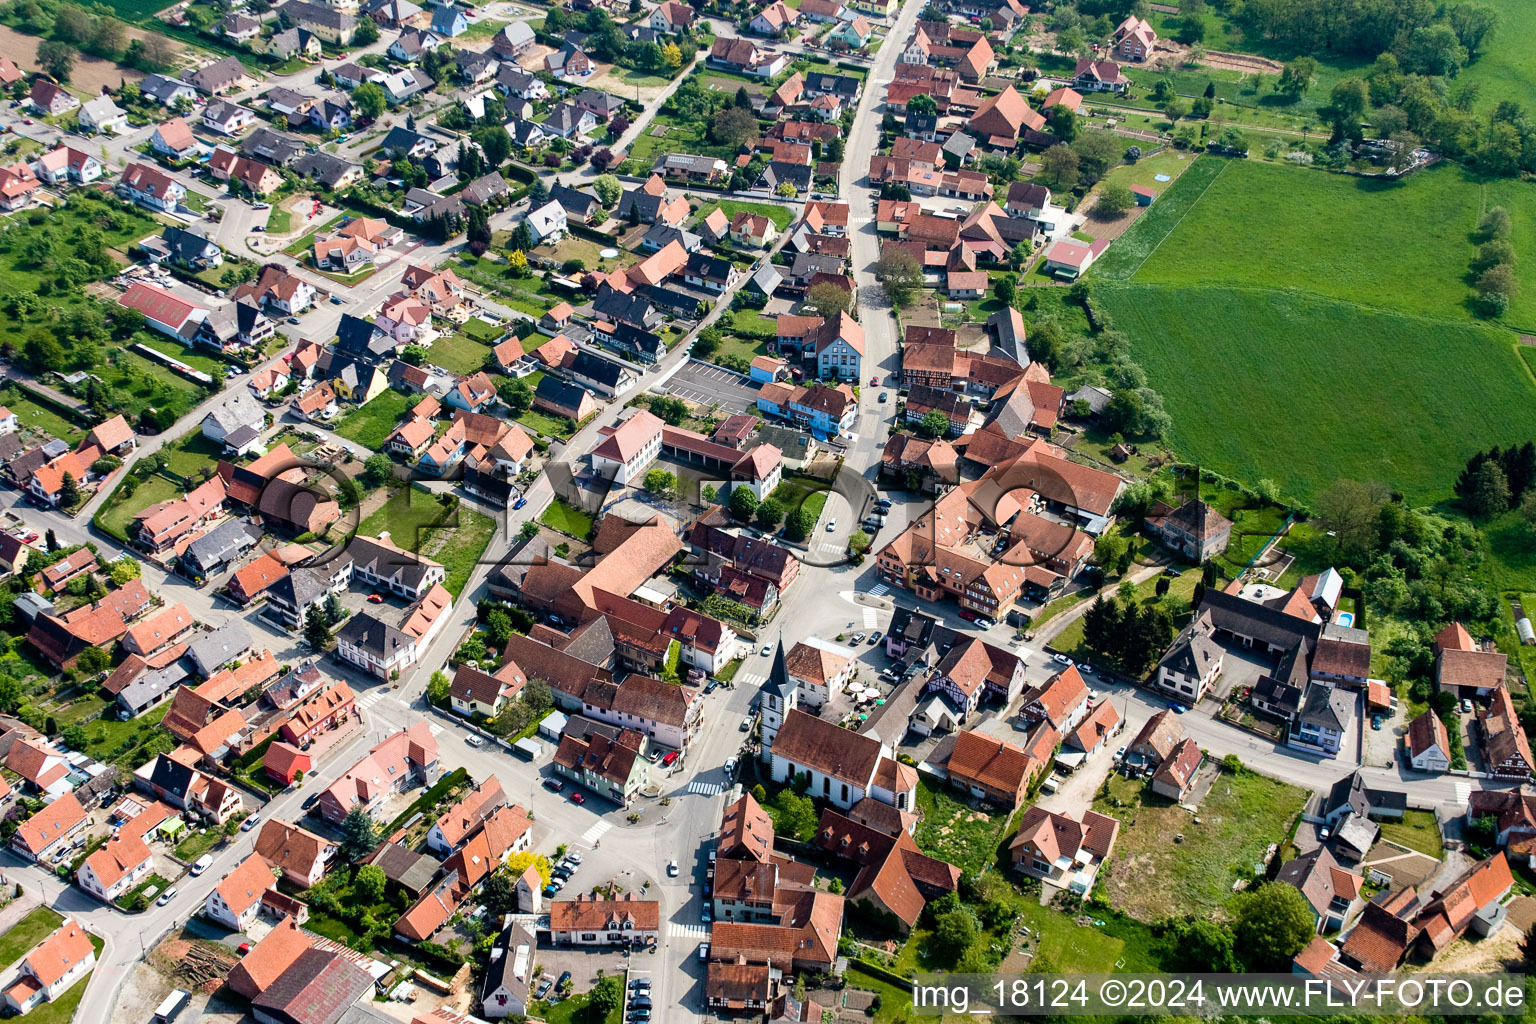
[655,361,760,415]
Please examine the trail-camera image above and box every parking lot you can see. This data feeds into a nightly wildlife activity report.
[657,361,760,415]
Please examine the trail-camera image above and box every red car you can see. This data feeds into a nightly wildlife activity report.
[238,942,252,955]
[660,751,679,767]
[869,376,878,385]
[569,791,586,804]
[958,608,977,622]
[367,593,384,603]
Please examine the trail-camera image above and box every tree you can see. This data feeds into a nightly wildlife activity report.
[304,607,332,651]
[1478,261,1518,300]
[1316,479,1389,557]
[1046,104,1077,143]
[1521,492,1536,536]
[907,92,937,117]
[353,81,386,120]
[1095,182,1133,217]
[1468,460,1511,518]
[592,174,623,208]
[1450,2,1499,57]
[500,378,532,415]
[745,497,783,532]
[1233,883,1317,970]
[1161,97,1187,121]
[916,410,951,439]
[848,530,870,555]
[135,33,178,71]
[426,669,451,706]
[37,40,76,82]
[804,282,851,320]
[1038,144,1079,189]
[1402,23,1467,77]
[58,472,79,509]
[339,805,380,860]
[474,126,511,169]
[1191,95,1213,118]
[729,485,759,522]
[1325,78,1369,139]
[355,863,387,902]
[931,906,981,963]
[1175,13,1205,43]
[109,558,140,585]
[77,647,110,675]
[710,106,757,148]
[643,468,677,498]
[353,13,379,43]
[785,505,818,541]
[1477,206,1513,241]
[876,248,922,307]
[1472,239,1515,273]
[1277,57,1315,99]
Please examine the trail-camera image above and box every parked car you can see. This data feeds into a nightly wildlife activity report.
[629,979,650,991]
[852,633,865,644]
[567,851,583,864]
[191,855,214,876]
[157,886,178,906]
[569,791,586,804]
[1461,698,1473,713]
[667,860,678,876]
[1371,715,1383,731]
[660,750,679,767]
[240,814,259,832]
[740,716,752,732]
[760,644,772,656]
[724,756,738,776]
[251,225,265,232]
[512,497,526,510]
[367,593,384,603]
[958,609,977,622]
[286,316,300,324]
[826,518,837,532]
[869,631,882,643]
[302,793,319,810]
[1051,652,1072,665]
[878,392,888,403]
[975,617,996,630]
[543,777,565,791]
[466,734,484,747]
[329,295,345,304]
[699,942,710,962]
[535,979,553,999]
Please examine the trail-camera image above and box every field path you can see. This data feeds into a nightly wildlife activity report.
[1114,156,1230,280]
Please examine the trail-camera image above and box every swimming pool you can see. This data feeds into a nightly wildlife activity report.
[1336,612,1355,627]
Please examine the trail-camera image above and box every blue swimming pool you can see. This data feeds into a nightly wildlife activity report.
[1336,612,1355,627]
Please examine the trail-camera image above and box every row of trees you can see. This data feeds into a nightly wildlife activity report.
[1079,587,1176,676]
[1453,438,1536,520]
[1466,205,1519,318]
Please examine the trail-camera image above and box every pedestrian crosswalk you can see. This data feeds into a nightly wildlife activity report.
[816,542,844,555]
[428,723,443,735]
[736,673,766,688]
[686,780,722,797]
[867,583,890,597]
[1453,780,1472,805]
[579,820,612,846]
[668,922,710,940]
[863,608,879,628]
[356,691,390,709]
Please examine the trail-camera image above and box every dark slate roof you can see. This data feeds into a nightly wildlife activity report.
[241,127,307,166]
[185,519,261,573]
[534,375,589,412]
[609,322,663,358]
[566,350,625,389]
[162,225,219,265]
[551,183,599,216]
[335,314,394,362]
[593,287,655,326]
[294,152,361,187]
[251,947,374,1024]
[641,222,701,252]
[380,127,436,154]
[336,611,413,658]
[765,160,812,190]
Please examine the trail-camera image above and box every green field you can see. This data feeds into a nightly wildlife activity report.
[1445,0,1536,116]
[1093,769,1305,921]
[1378,809,1445,859]
[333,389,414,449]
[0,907,64,969]
[0,388,85,443]
[437,504,495,597]
[429,333,493,375]
[103,0,177,19]
[1098,283,1536,503]
[703,199,796,232]
[540,498,594,538]
[361,486,455,549]
[97,473,182,543]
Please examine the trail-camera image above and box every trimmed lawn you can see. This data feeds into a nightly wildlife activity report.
[0,389,84,444]
[0,907,64,969]
[705,199,795,232]
[1098,283,1536,504]
[460,317,507,343]
[530,991,620,1024]
[1091,768,1305,921]
[1379,809,1445,859]
[266,207,293,234]
[97,473,182,543]
[434,504,495,598]
[512,406,579,440]
[912,779,1013,876]
[361,486,456,550]
[429,332,494,375]
[540,498,594,539]
[1052,571,1197,656]
[139,337,227,377]
[333,389,415,449]
[1101,148,1199,195]
[613,66,677,89]
[162,431,227,480]
[174,826,224,862]
[461,16,507,38]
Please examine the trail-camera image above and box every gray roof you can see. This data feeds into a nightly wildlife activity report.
[187,622,253,673]
[185,519,261,573]
[1297,681,1353,733]
[81,95,124,123]
[241,126,307,166]
[204,389,266,434]
[118,661,191,714]
[1200,588,1320,652]
[189,56,246,94]
[142,74,196,103]
[749,263,782,295]
[1065,384,1113,413]
[368,841,438,892]
[162,225,220,265]
[336,611,412,657]
[942,131,975,157]
[346,535,442,592]
[294,152,361,187]
[483,920,536,1008]
[278,0,356,30]
[642,221,701,252]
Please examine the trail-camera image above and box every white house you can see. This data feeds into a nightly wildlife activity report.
[588,409,663,485]
[783,640,854,710]
[767,708,914,813]
[203,854,276,931]
[1154,616,1225,704]
[0,920,95,1014]
[76,835,152,902]
[201,389,267,445]
[527,200,568,243]
[1407,710,1451,773]
[78,95,128,135]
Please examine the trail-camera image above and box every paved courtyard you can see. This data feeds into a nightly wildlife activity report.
[656,361,760,415]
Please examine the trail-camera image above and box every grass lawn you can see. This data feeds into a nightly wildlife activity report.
[912,779,1014,876]
[333,389,415,449]
[1098,282,1536,504]
[138,336,228,377]
[1378,809,1445,859]
[97,473,182,543]
[530,991,620,1024]
[1101,148,1199,195]
[162,430,227,480]
[511,406,579,440]
[99,349,205,422]
[174,826,224,862]
[0,907,64,969]
[429,332,493,375]
[540,498,595,538]
[361,486,456,550]
[460,317,507,343]
[1449,0,1536,117]
[433,504,495,598]
[613,66,677,89]
[1052,571,1198,656]
[78,703,171,770]
[266,207,293,234]
[461,16,507,38]
[0,389,84,444]
[704,199,795,232]
[1091,768,1306,921]
[21,969,92,1024]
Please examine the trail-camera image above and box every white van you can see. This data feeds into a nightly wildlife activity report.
[698,942,710,962]
[191,855,214,876]
[1040,775,1062,794]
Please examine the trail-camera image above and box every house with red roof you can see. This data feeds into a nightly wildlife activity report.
[77,833,153,902]
[205,853,278,930]
[117,281,208,339]
[1009,806,1120,896]
[1,919,94,1014]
